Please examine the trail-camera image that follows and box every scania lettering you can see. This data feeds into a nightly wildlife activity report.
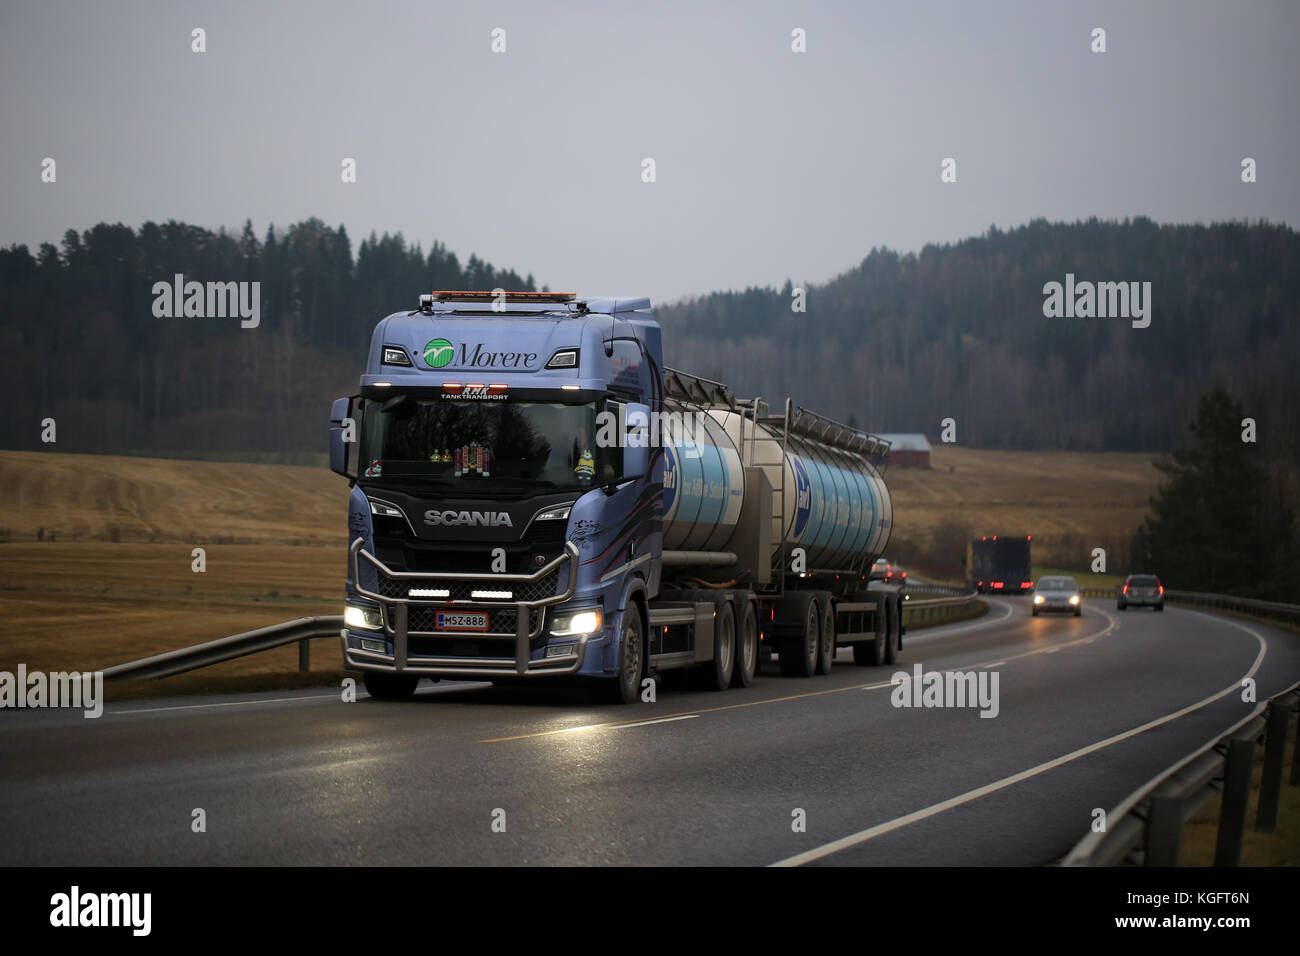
[330,290,905,702]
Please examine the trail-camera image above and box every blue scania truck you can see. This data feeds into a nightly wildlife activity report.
[330,291,904,703]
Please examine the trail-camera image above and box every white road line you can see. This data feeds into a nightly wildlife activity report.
[981,661,1005,669]
[773,621,1267,867]
[113,693,337,716]
[616,715,699,729]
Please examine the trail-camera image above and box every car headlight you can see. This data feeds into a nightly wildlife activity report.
[344,604,383,630]
[1033,595,1044,604]
[1069,595,1080,605]
[550,608,602,637]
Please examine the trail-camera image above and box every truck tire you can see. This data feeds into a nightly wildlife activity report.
[597,606,645,704]
[779,594,819,678]
[705,598,736,691]
[884,596,900,665]
[363,672,419,700]
[731,598,758,688]
[854,598,888,666]
[815,594,835,674]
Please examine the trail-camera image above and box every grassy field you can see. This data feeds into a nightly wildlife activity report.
[885,446,1162,580]
[0,447,1162,685]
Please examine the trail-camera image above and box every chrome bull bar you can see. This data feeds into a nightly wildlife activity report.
[347,538,581,676]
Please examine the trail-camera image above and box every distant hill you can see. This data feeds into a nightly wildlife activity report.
[2,216,1295,460]
[659,218,1300,459]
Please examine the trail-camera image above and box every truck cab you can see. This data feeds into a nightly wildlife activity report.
[331,292,663,700]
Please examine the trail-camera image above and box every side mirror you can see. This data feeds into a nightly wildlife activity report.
[621,402,650,481]
[329,396,357,480]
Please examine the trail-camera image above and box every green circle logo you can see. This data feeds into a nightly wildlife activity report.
[423,338,454,368]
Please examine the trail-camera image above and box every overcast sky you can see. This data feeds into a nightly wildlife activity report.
[2,0,1296,305]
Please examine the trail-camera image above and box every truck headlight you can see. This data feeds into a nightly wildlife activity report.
[345,604,383,630]
[550,608,602,637]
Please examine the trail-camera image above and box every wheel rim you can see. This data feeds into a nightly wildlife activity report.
[623,615,642,688]
[719,609,734,675]
[822,605,834,662]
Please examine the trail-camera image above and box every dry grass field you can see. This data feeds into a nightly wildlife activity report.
[0,447,1163,685]
[884,445,1162,578]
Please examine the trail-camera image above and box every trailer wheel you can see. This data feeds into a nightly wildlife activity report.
[597,606,645,705]
[731,599,758,688]
[363,672,419,700]
[705,599,736,691]
[779,595,819,678]
[884,597,900,665]
[815,595,835,674]
[855,598,889,666]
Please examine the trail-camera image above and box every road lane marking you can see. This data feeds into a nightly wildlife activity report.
[480,682,889,742]
[113,693,338,716]
[616,715,699,729]
[771,621,1267,866]
[486,609,1120,742]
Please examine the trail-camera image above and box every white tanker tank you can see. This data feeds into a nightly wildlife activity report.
[658,388,893,574]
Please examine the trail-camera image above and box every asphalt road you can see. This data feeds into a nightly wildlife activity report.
[3,598,1297,865]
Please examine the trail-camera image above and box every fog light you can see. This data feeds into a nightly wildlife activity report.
[546,643,579,658]
[360,638,386,653]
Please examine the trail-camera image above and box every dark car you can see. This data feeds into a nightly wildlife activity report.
[1118,574,1164,611]
[1032,575,1082,617]
[870,558,907,586]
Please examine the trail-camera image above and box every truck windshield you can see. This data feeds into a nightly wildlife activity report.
[359,398,610,491]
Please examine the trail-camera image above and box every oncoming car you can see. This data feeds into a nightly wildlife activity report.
[1031,575,1082,617]
[1118,574,1164,611]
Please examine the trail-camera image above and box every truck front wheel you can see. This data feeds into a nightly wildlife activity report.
[363,672,419,700]
[599,607,645,705]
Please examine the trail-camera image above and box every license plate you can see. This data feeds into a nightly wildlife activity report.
[435,611,488,631]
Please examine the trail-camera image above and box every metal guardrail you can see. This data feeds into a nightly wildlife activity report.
[902,588,981,625]
[103,615,344,681]
[1062,683,1300,866]
[1078,585,1300,625]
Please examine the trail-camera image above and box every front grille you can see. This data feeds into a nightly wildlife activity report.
[376,568,560,603]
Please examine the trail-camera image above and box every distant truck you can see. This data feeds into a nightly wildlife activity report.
[967,535,1033,594]
[329,290,907,703]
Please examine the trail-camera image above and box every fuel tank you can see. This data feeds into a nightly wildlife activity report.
[659,402,892,570]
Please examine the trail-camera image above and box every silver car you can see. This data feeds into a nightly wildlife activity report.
[1032,575,1082,617]
[1118,574,1164,611]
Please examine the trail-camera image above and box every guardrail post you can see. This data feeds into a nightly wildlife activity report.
[1144,795,1184,866]
[1257,700,1291,830]
[1292,707,1300,786]
[298,638,310,672]
[1214,737,1256,866]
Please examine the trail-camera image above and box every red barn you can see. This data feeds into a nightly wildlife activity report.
[875,433,932,468]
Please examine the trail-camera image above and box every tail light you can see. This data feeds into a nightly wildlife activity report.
[992,581,1004,589]
[1123,583,1129,594]
[1158,585,1164,595]
[1021,581,1033,588]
